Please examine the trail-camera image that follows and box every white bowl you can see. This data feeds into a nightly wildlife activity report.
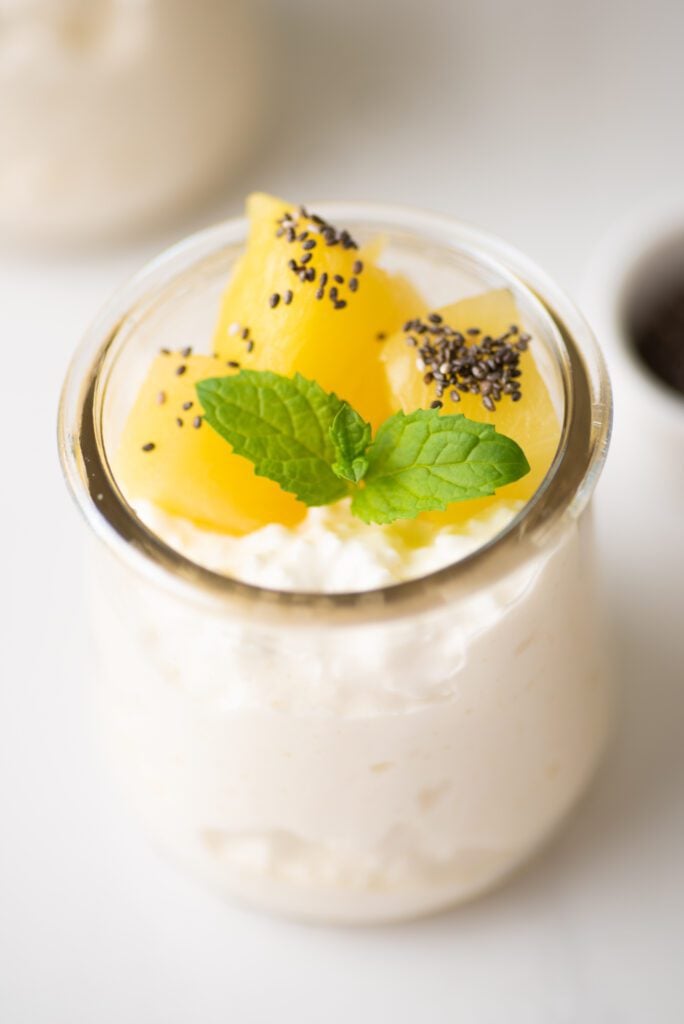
[582,197,684,497]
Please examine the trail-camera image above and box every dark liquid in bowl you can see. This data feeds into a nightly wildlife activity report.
[630,278,684,396]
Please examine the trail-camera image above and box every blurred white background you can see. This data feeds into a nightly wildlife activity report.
[1,0,682,1021]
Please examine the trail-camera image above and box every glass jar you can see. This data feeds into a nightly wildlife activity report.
[0,0,261,241]
[58,204,613,924]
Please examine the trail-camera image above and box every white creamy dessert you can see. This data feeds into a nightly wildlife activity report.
[135,499,522,592]
[91,514,612,923]
[60,198,613,922]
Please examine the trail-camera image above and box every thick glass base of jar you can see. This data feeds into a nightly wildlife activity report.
[89,517,614,925]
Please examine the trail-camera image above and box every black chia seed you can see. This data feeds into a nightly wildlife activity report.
[401,315,530,409]
[274,206,362,302]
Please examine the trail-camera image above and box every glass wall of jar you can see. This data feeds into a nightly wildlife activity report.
[59,205,613,923]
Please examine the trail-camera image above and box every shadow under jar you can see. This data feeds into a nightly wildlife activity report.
[59,203,613,924]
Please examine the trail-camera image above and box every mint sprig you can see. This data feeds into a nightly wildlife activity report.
[197,370,529,525]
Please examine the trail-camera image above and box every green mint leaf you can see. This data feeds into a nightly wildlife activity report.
[351,408,530,525]
[196,371,349,506]
[329,404,371,483]
[197,370,530,524]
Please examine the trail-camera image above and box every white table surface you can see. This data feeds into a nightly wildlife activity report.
[2,1,683,1021]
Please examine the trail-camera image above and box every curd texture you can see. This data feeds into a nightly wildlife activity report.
[90,515,611,922]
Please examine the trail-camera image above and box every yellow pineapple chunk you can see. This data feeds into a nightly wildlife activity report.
[116,194,559,540]
[115,352,305,534]
[380,289,562,527]
[214,193,422,430]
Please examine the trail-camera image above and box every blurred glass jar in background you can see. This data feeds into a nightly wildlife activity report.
[0,0,262,241]
[59,206,614,923]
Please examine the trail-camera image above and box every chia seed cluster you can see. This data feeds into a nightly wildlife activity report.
[401,314,530,412]
[269,206,364,311]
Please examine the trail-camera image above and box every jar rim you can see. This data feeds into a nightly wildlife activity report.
[58,201,612,623]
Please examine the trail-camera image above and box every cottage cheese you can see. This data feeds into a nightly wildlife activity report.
[134,498,522,592]
[90,502,613,922]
